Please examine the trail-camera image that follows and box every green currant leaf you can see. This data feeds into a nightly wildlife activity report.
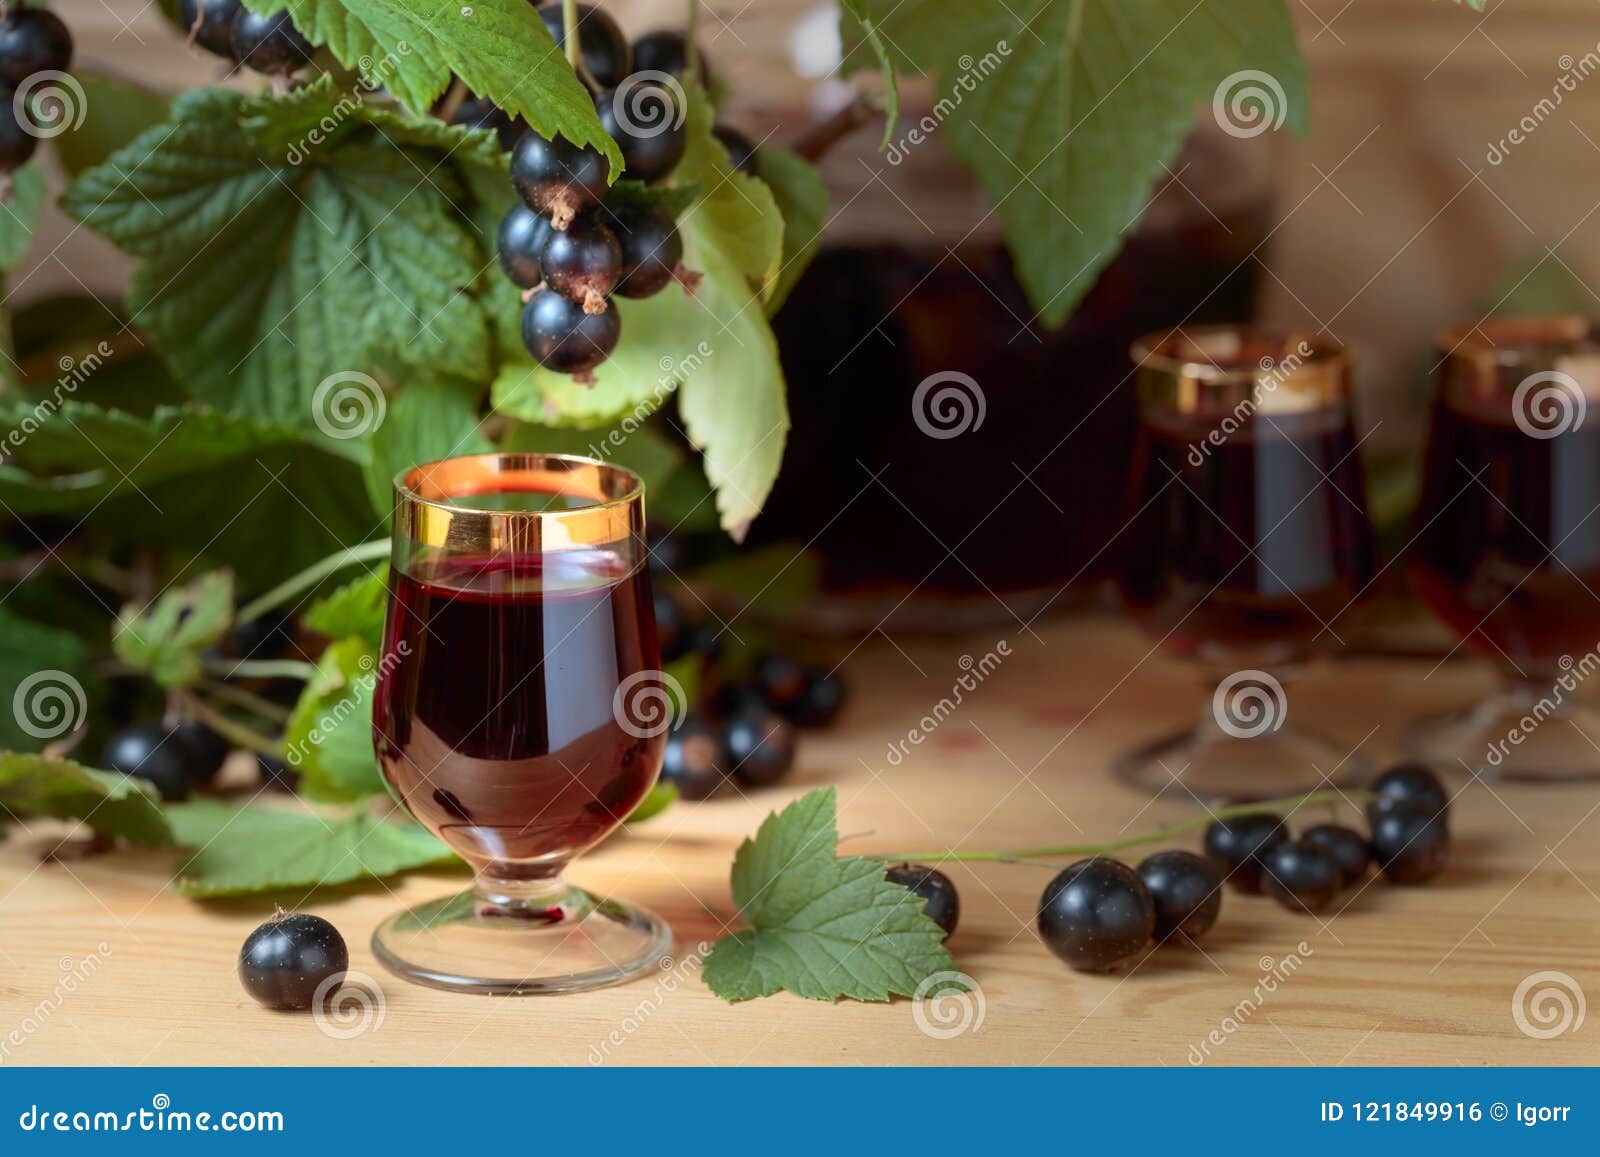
[0,611,90,753]
[283,637,387,801]
[838,0,901,141]
[113,572,234,689]
[0,752,173,847]
[237,0,621,172]
[0,163,45,273]
[754,145,828,316]
[167,797,456,897]
[304,568,388,649]
[702,787,959,1002]
[846,0,1308,326]
[362,379,491,517]
[52,71,170,177]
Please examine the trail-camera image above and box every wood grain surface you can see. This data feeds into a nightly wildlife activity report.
[2,617,1597,1066]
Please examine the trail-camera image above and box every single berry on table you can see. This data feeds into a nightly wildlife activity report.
[1037,857,1155,972]
[1301,823,1371,888]
[177,0,240,58]
[0,99,39,171]
[520,287,620,376]
[238,912,348,1011]
[1367,762,1449,824]
[723,709,797,788]
[658,713,727,801]
[595,82,687,182]
[1202,811,1288,893]
[609,202,683,300]
[1369,803,1450,885]
[230,8,314,77]
[1260,840,1341,915]
[790,668,847,728]
[713,126,758,175]
[174,721,230,786]
[101,723,190,802]
[539,212,623,312]
[510,130,611,229]
[0,6,73,86]
[885,863,960,938]
[536,1,631,89]
[496,203,552,289]
[753,652,808,714]
[1136,850,1222,943]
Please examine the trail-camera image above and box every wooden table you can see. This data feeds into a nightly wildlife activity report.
[3,617,1597,1066]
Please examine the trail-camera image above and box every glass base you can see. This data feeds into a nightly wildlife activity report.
[1401,683,1600,782]
[372,880,671,996]
[1114,724,1372,802]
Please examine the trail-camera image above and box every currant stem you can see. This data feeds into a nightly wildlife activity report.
[203,658,318,682]
[686,0,700,75]
[874,790,1372,866]
[177,692,283,758]
[560,0,598,86]
[234,538,388,625]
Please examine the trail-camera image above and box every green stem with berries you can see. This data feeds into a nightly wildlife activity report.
[177,691,283,758]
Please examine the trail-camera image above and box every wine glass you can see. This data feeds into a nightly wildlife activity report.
[371,452,672,994]
[1115,326,1377,800]
[1405,316,1600,780]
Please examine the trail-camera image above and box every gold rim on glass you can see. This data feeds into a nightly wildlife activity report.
[1130,324,1350,415]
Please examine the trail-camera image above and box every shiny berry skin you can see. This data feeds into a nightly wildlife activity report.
[230,8,314,77]
[885,863,960,938]
[510,130,611,229]
[539,211,622,311]
[658,713,726,800]
[238,913,348,1011]
[609,201,683,299]
[0,99,38,170]
[102,723,190,802]
[177,0,240,58]
[1136,850,1222,943]
[496,203,552,288]
[1037,858,1155,972]
[1368,763,1449,824]
[713,126,758,175]
[1369,804,1450,885]
[1202,811,1289,893]
[791,669,847,728]
[1301,823,1371,888]
[520,287,619,375]
[630,29,710,85]
[712,678,767,718]
[1261,840,1341,915]
[723,709,797,788]
[174,721,230,786]
[595,83,687,181]
[536,2,630,89]
[754,653,808,714]
[652,591,685,660]
[0,7,73,86]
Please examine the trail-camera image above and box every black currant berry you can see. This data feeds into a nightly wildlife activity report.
[1037,857,1155,973]
[1261,840,1341,915]
[174,721,230,787]
[885,863,960,938]
[658,713,726,801]
[0,98,39,170]
[177,0,240,59]
[102,723,189,803]
[754,652,808,714]
[1367,763,1449,824]
[631,30,710,86]
[1301,823,1371,888]
[230,8,314,77]
[537,1,630,89]
[790,669,847,728]
[520,287,619,375]
[1136,850,1222,943]
[238,912,348,1011]
[724,709,797,788]
[228,610,294,661]
[511,130,611,229]
[0,7,73,87]
[1369,803,1450,885]
[595,82,687,181]
[539,211,622,312]
[610,202,683,299]
[1202,811,1288,893]
[450,93,521,150]
[713,126,758,176]
[258,752,299,793]
[652,590,685,660]
[711,678,768,718]
[497,202,552,289]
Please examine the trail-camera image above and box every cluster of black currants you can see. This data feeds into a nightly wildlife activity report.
[176,0,315,77]
[653,589,847,802]
[0,4,73,176]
